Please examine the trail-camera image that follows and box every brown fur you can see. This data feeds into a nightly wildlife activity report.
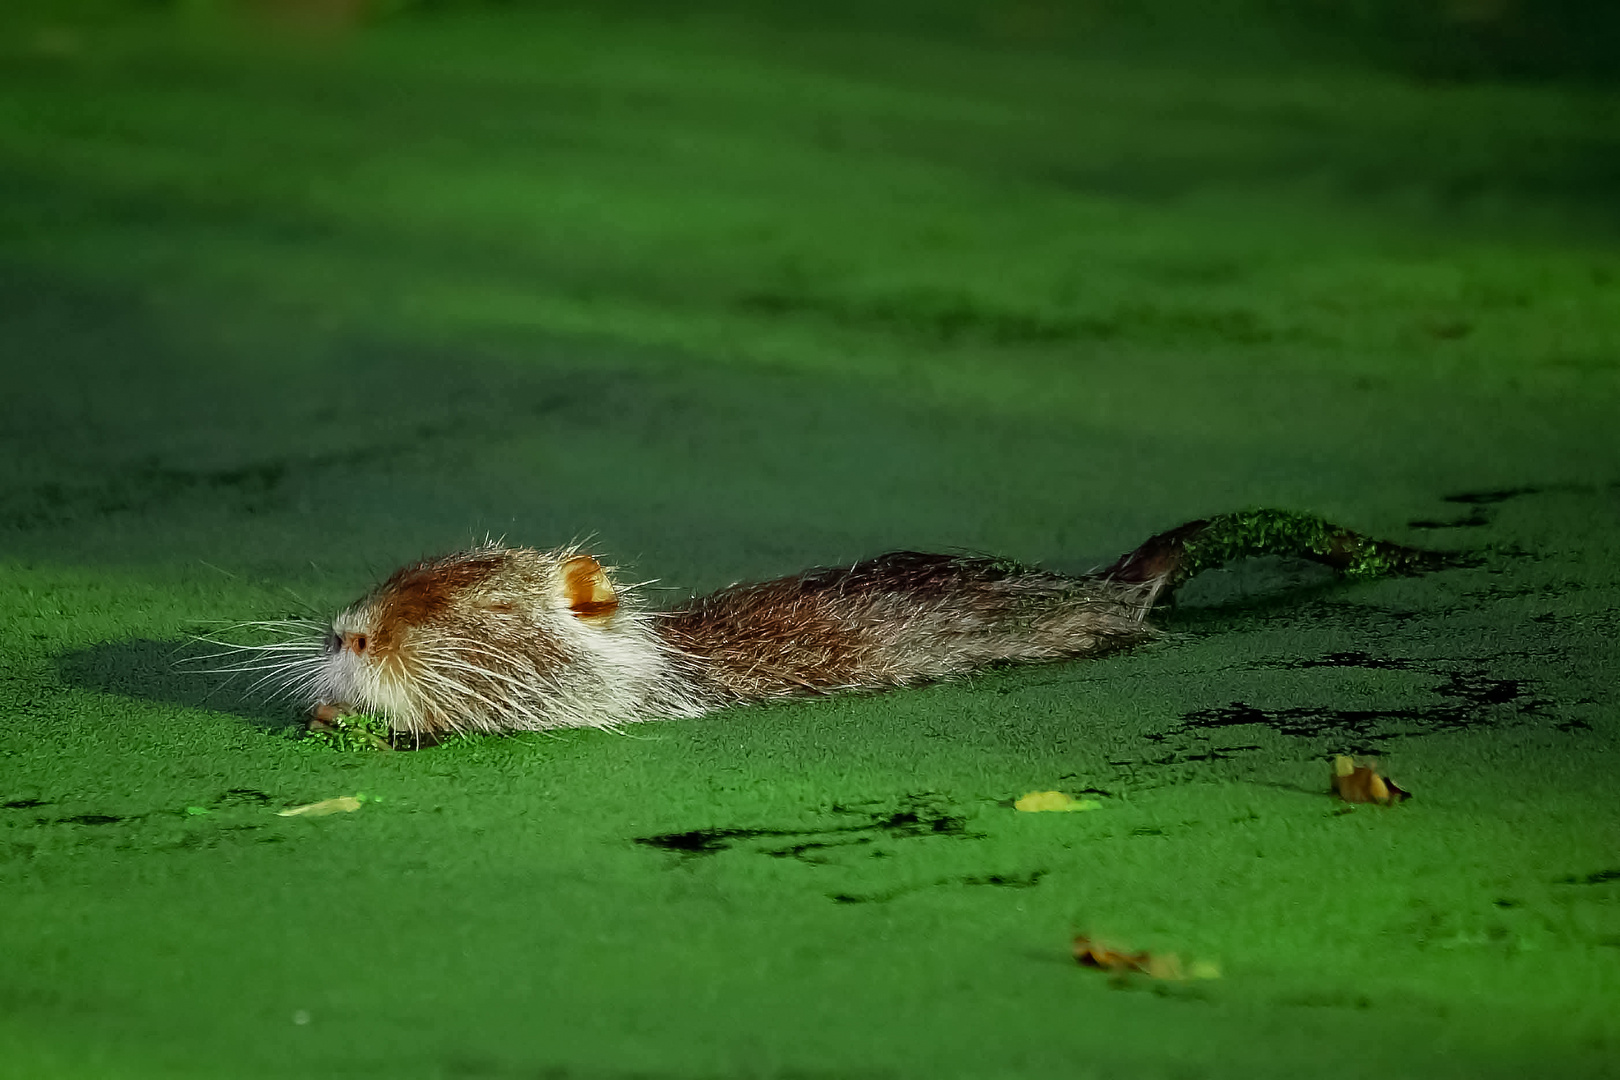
[661,552,1157,703]
[367,550,507,655]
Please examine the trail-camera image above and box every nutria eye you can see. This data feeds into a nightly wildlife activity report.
[353,634,367,654]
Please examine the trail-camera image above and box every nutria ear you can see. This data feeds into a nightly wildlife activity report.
[559,554,619,622]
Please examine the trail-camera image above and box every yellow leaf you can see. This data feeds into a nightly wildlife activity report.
[1331,756,1409,805]
[278,796,363,817]
[1015,790,1101,812]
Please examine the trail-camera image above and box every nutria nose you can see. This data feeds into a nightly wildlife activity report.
[324,632,342,655]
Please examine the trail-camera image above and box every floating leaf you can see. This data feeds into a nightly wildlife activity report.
[1073,936,1151,974]
[278,796,363,817]
[1014,791,1101,812]
[1072,935,1219,981]
[1331,755,1409,805]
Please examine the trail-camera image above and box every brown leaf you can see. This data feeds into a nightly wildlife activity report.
[1331,755,1409,805]
[1072,935,1153,974]
[1071,936,1218,981]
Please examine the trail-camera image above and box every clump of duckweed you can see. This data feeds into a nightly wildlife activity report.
[303,712,394,752]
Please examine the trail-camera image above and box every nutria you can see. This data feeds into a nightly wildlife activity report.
[213,510,1430,739]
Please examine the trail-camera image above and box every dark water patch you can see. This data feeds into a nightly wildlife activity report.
[43,804,258,829]
[737,287,1289,348]
[1176,744,1265,762]
[1189,567,1567,639]
[442,1056,894,1080]
[1409,509,1492,530]
[1559,869,1620,886]
[1112,744,1266,769]
[635,825,777,856]
[1233,642,1564,690]
[441,1053,712,1080]
[1,795,307,860]
[739,287,1100,345]
[1111,652,1568,772]
[635,794,978,863]
[56,639,304,731]
[1451,580,1592,608]
[6,454,304,528]
[1281,990,1374,1010]
[1444,487,1544,506]
[1285,651,1419,671]
[0,263,633,533]
[1154,653,1549,751]
[57,813,124,826]
[1169,696,1516,747]
[1,425,477,528]
[1436,671,1529,707]
[764,837,875,862]
[1162,555,1344,615]
[833,867,1046,904]
[863,804,972,839]
[1407,486,1544,530]
[1169,591,1431,638]
[961,871,1045,888]
[1422,318,1473,341]
[2,798,48,809]
[1053,783,1116,797]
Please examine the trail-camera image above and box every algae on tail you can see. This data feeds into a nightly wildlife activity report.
[1171,509,1438,589]
[1101,508,1442,597]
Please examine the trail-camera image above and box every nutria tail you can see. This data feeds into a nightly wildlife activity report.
[660,510,1434,706]
[1100,508,1439,595]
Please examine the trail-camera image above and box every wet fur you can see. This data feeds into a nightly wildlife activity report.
[660,552,1161,704]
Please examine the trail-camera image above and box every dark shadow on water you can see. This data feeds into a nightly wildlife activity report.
[54,638,306,732]
[633,792,1062,905]
[1166,555,1345,617]
[635,793,980,864]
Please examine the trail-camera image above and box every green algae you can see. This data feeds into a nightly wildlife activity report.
[300,713,393,753]
[0,4,1615,1079]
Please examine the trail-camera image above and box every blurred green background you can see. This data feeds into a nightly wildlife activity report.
[1,2,1616,1077]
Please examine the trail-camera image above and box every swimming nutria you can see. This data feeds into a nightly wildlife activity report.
[217,510,1430,739]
